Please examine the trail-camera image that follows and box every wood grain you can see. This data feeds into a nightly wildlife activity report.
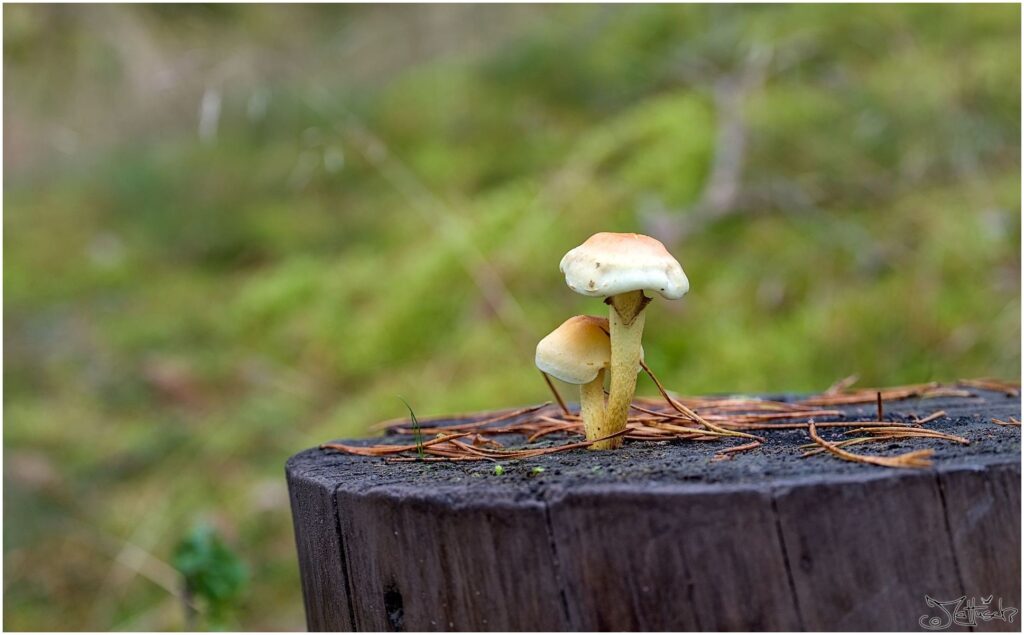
[286,455,355,631]
[286,393,1020,631]
[336,486,569,631]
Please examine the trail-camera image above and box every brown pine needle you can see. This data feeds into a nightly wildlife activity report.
[921,387,974,399]
[536,415,575,426]
[649,421,735,439]
[800,437,876,457]
[960,378,1021,397]
[825,375,860,395]
[390,403,549,435]
[639,360,762,441]
[540,371,572,416]
[387,455,489,463]
[712,440,763,462]
[471,434,504,449]
[844,426,969,445]
[630,402,687,418]
[723,420,915,431]
[800,383,963,406]
[630,401,841,425]
[327,377,1016,465]
[322,432,473,456]
[724,410,844,422]
[371,404,542,432]
[491,429,631,459]
[992,417,1021,427]
[807,422,934,469]
[527,423,580,442]
[841,425,919,434]
[447,439,503,460]
[912,410,947,425]
[424,446,472,459]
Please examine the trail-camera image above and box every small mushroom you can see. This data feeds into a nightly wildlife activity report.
[536,316,643,448]
[560,233,688,449]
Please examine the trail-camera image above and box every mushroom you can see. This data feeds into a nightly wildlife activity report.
[559,233,688,449]
[536,315,643,448]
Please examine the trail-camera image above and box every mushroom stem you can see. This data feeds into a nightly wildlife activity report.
[580,368,607,446]
[601,290,649,450]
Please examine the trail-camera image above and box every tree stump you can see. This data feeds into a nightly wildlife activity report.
[286,389,1020,631]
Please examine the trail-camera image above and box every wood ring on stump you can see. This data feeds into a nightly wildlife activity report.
[286,390,1020,631]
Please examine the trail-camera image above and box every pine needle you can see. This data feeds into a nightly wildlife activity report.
[807,422,934,469]
[322,374,1014,467]
[992,417,1021,427]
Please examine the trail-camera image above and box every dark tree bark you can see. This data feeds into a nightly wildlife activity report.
[286,391,1020,631]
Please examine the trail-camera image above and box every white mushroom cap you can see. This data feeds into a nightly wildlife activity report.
[536,315,643,384]
[559,232,689,300]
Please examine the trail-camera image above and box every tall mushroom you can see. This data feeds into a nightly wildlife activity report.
[559,233,688,449]
[536,315,642,448]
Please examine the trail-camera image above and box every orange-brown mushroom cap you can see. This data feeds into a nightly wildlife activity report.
[535,315,643,384]
[535,316,610,384]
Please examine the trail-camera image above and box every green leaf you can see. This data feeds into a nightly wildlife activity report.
[173,523,248,626]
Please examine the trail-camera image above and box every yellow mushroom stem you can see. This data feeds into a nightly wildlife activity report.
[599,289,650,450]
[579,368,608,445]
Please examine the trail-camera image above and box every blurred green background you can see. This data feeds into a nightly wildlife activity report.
[4,4,1020,631]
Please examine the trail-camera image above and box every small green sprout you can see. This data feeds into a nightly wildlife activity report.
[398,397,424,459]
[493,464,505,476]
[529,466,545,476]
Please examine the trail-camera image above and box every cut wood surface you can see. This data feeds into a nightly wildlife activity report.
[286,389,1021,631]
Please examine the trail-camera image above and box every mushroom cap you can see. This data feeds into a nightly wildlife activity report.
[535,315,643,384]
[559,232,689,299]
